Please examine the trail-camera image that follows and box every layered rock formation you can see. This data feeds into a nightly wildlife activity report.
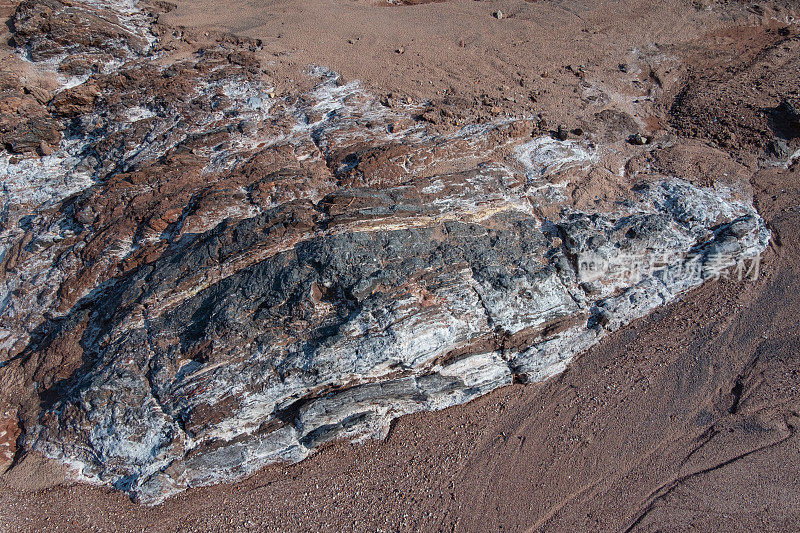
[0,0,768,503]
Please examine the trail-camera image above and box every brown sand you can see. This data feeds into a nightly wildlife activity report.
[3,0,800,531]
[161,0,785,132]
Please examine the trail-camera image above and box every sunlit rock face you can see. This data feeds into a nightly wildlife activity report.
[0,0,768,504]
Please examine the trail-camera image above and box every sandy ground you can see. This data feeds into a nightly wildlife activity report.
[3,0,800,531]
[161,0,786,133]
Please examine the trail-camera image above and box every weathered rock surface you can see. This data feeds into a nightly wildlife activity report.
[0,0,768,504]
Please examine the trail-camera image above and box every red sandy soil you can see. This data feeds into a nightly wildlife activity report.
[3,0,800,531]
[161,0,797,133]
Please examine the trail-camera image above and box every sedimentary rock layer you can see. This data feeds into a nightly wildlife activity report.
[0,0,768,503]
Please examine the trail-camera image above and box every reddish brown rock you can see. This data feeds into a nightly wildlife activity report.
[0,407,20,468]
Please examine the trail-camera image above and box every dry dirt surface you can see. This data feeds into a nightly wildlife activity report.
[2,0,800,531]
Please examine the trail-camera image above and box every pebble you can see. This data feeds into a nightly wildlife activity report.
[493,10,503,19]
[556,124,569,141]
[38,141,52,156]
[246,96,263,109]
[629,133,649,145]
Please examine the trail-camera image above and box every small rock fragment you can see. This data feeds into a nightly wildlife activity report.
[537,116,548,131]
[629,133,649,145]
[493,10,503,19]
[556,124,569,141]
[246,96,263,109]
[38,140,52,156]
[769,138,790,159]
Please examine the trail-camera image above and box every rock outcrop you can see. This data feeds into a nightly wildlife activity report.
[0,0,768,503]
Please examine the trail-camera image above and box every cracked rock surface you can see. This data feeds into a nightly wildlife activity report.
[0,0,770,504]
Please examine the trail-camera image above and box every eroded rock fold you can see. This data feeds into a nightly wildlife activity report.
[0,0,768,503]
